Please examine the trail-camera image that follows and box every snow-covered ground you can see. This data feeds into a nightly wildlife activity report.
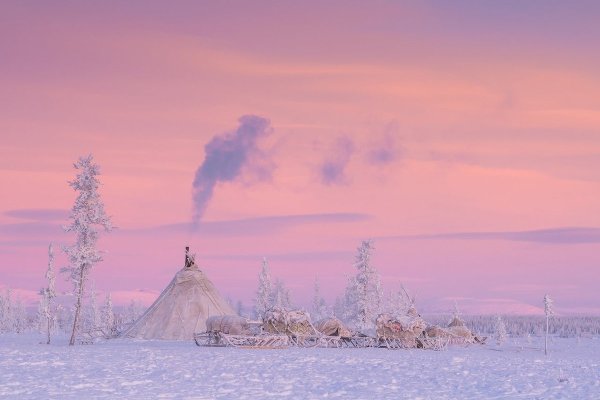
[1,334,599,399]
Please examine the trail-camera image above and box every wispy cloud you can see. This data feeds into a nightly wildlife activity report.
[491,283,577,293]
[126,213,371,237]
[381,227,600,244]
[0,240,53,247]
[0,222,66,237]
[4,209,69,221]
[319,135,354,185]
[200,250,353,262]
[367,121,403,166]
[435,296,544,315]
[0,213,370,239]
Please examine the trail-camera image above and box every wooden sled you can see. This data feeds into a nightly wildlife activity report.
[194,331,289,349]
[289,334,349,348]
[344,335,377,348]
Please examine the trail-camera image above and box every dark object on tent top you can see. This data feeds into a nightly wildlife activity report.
[185,246,195,269]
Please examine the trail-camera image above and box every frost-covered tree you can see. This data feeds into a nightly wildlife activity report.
[272,279,292,309]
[39,243,57,343]
[495,316,507,346]
[36,297,46,333]
[311,276,328,321]
[126,299,143,324]
[0,293,5,332]
[101,293,115,338]
[62,155,112,345]
[0,290,7,332]
[87,282,101,332]
[343,240,383,330]
[0,288,14,333]
[255,257,273,318]
[13,299,27,333]
[452,301,461,320]
[333,296,345,319]
[384,285,413,317]
[544,294,554,355]
[383,290,397,316]
[235,300,244,317]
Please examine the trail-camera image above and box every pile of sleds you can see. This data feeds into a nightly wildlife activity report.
[194,306,486,350]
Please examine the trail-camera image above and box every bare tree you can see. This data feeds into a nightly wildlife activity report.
[544,294,554,355]
[40,243,57,344]
[62,155,112,345]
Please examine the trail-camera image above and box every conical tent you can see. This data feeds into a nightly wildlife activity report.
[123,260,236,340]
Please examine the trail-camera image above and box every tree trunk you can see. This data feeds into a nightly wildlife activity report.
[69,268,87,346]
[46,315,51,345]
[544,315,549,355]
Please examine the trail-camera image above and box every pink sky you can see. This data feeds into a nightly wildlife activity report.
[1,1,600,315]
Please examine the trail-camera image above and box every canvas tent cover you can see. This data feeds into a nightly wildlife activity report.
[375,313,427,347]
[263,308,317,336]
[315,317,352,338]
[206,315,250,335]
[122,264,236,340]
[446,316,479,342]
[424,316,482,343]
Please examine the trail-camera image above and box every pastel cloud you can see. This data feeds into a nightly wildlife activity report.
[436,296,544,316]
[384,227,600,244]
[127,213,371,237]
[4,209,69,221]
[367,121,403,166]
[319,136,355,185]
[0,222,66,237]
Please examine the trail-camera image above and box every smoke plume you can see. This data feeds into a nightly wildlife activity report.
[192,115,271,223]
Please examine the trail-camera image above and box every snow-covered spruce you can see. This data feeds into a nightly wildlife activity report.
[311,276,328,321]
[343,240,383,331]
[0,288,26,334]
[272,279,292,309]
[494,316,507,346]
[87,282,101,335]
[0,289,13,333]
[61,155,112,346]
[101,293,115,338]
[254,257,273,319]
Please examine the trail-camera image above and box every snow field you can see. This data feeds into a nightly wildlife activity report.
[1,334,599,399]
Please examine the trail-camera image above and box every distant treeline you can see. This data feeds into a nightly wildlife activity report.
[424,314,600,337]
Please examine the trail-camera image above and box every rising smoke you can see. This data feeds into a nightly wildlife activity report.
[192,115,271,223]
